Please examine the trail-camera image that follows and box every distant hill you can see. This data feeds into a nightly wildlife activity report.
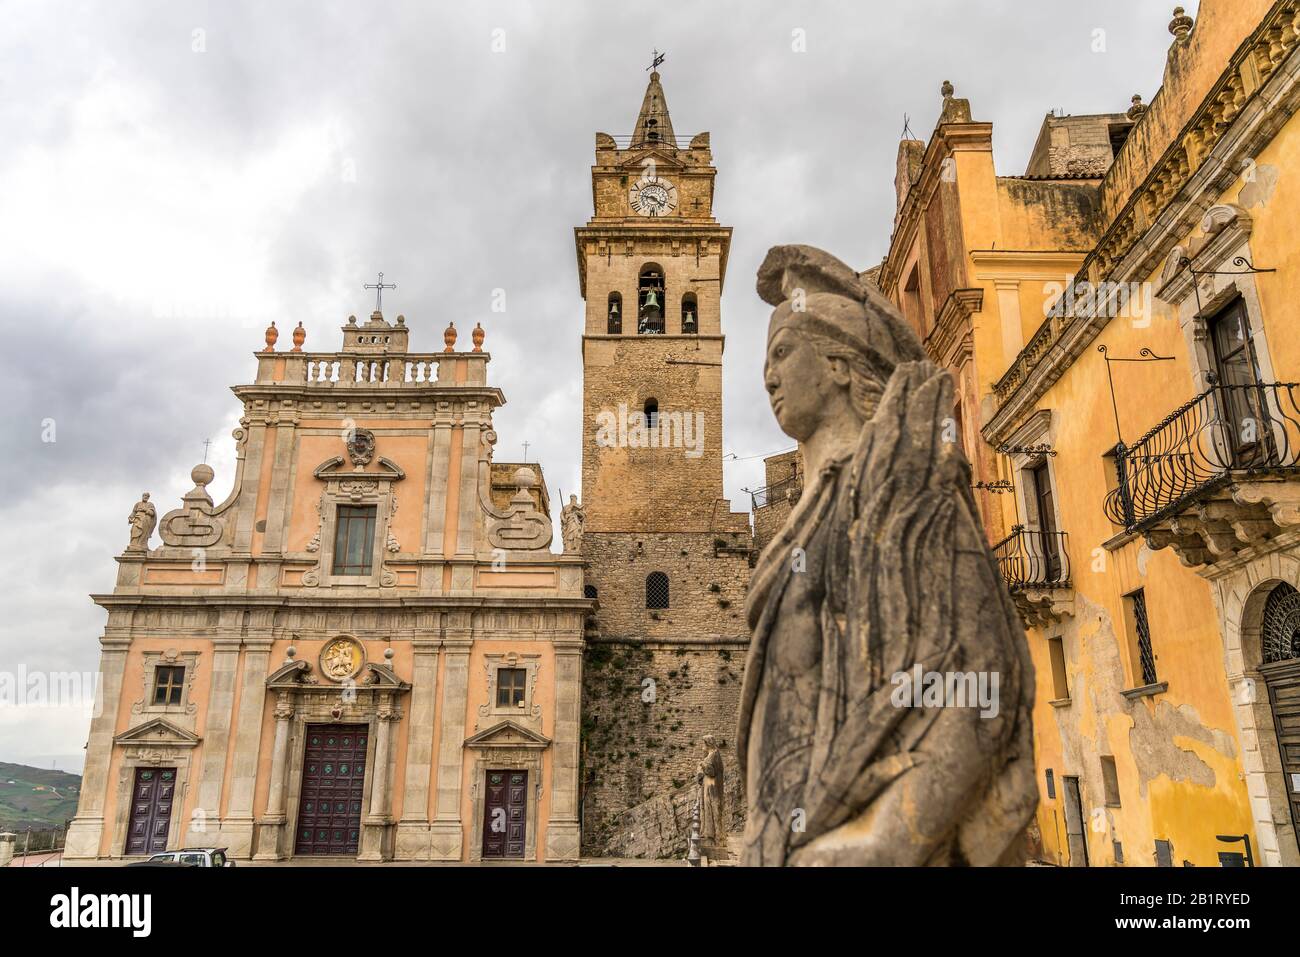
[0,762,81,831]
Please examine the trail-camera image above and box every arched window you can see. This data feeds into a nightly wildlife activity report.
[681,293,698,334]
[646,572,669,609]
[1262,582,1300,664]
[638,265,665,334]
[644,397,659,430]
[607,292,622,334]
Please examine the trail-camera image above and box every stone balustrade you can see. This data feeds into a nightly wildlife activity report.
[253,351,491,388]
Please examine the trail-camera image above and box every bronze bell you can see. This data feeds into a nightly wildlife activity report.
[609,299,620,317]
[643,288,660,311]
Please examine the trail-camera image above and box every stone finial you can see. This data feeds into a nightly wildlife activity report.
[1127,93,1147,121]
[291,321,306,351]
[443,321,457,353]
[940,80,954,98]
[191,463,215,488]
[346,314,358,326]
[472,322,485,352]
[1169,6,1193,41]
[395,314,406,326]
[263,321,278,352]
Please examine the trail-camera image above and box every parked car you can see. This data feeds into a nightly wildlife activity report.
[127,847,234,867]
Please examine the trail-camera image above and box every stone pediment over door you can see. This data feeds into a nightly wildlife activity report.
[113,717,201,749]
[463,720,551,751]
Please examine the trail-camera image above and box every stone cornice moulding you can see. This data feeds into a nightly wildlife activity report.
[924,287,983,366]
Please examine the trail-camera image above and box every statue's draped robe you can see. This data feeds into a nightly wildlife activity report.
[736,361,1036,866]
[698,748,726,842]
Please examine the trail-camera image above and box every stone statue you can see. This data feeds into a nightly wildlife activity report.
[560,495,585,554]
[696,734,727,847]
[736,245,1035,866]
[127,493,156,551]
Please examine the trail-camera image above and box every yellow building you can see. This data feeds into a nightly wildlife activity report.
[881,0,1300,866]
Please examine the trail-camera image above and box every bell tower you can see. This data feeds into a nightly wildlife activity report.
[576,68,734,533]
[574,68,753,856]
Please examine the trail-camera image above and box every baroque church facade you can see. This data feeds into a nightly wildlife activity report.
[65,69,754,863]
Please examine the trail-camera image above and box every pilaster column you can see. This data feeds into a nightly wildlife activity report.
[430,633,473,860]
[545,636,585,861]
[395,636,440,859]
[359,695,400,861]
[253,691,294,861]
[222,635,273,858]
[187,634,243,844]
[63,635,131,860]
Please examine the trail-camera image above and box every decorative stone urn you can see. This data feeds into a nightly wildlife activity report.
[263,321,278,352]
[472,322,485,352]
[291,321,306,351]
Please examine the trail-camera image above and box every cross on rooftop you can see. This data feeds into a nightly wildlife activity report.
[364,271,396,313]
[202,438,212,463]
[522,441,531,461]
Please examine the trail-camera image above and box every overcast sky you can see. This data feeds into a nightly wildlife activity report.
[0,0,1193,772]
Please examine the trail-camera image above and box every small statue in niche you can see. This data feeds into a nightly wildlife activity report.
[560,495,585,554]
[127,493,157,552]
[737,244,1035,866]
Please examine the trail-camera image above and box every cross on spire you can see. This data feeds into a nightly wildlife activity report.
[202,438,212,463]
[647,49,665,72]
[522,440,531,461]
[364,271,396,313]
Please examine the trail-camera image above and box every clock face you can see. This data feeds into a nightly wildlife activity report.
[630,177,677,217]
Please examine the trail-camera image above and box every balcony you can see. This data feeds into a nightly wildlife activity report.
[1104,383,1300,567]
[992,526,1074,626]
[748,475,802,511]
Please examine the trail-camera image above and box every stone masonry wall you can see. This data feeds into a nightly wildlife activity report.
[580,638,748,857]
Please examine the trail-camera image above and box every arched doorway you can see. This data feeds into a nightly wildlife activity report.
[1259,582,1300,853]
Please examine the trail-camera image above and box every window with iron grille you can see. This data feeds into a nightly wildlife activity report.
[1113,840,1124,865]
[332,505,377,576]
[1124,588,1158,686]
[646,572,670,609]
[496,667,527,708]
[153,665,185,706]
[1044,768,1056,800]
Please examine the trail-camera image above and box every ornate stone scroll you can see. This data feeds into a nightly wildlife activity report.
[487,467,553,551]
[159,464,225,548]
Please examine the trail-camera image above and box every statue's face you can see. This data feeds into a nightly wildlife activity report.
[764,320,848,442]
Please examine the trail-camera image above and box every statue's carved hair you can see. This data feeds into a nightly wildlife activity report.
[803,331,887,419]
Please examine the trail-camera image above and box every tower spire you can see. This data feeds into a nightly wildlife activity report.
[631,61,676,150]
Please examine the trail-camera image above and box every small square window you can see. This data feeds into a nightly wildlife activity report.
[496,668,527,708]
[153,665,185,706]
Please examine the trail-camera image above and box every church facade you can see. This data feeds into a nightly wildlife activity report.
[66,67,753,864]
[65,311,589,863]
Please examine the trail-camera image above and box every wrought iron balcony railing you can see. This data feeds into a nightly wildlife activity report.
[993,526,1072,590]
[1103,382,1300,530]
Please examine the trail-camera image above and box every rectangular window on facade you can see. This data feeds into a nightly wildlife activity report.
[1154,839,1174,867]
[496,667,527,708]
[1044,768,1056,800]
[1113,840,1125,865]
[1122,588,1158,687]
[1100,755,1122,807]
[1048,637,1069,701]
[153,665,185,706]
[332,505,377,576]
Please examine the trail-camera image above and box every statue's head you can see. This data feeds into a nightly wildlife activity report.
[703,733,717,749]
[141,492,150,501]
[756,245,924,442]
[569,494,578,506]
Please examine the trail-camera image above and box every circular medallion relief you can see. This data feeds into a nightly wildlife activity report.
[319,636,365,682]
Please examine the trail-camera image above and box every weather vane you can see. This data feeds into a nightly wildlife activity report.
[648,49,666,72]
[364,271,396,313]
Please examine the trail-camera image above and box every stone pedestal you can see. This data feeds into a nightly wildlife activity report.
[0,832,15,867]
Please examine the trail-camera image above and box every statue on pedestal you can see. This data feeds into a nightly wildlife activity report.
[736,245,1035,866]
[127,493,156,552]
[696,734,726,848]
[561,494,585,554]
